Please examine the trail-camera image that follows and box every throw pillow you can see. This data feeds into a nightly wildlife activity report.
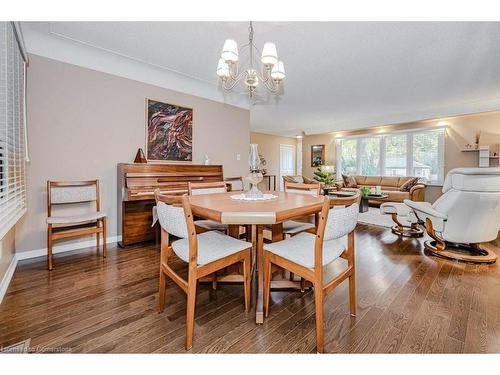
[400,177,419,192]
[342,174,357,188]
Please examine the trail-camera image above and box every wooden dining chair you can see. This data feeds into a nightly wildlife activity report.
[46,180,107,270]
[263,193,359,353]
[188,181,228,233]
[155,190,252,350]
[224,176,244,192]
[281,181,321,237]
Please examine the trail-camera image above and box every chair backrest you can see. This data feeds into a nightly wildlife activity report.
[284,181,321,196]
[47,180,100,217]
[224,176,244,192]
[155,189,198,264]
[314,194,359,270]
[432,168,500,243]
[188,181,227,195]
[155,191,189,239]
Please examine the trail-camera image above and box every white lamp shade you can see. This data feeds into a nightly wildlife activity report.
[271,60,286,80]
[216,58,229,78]
[221,39,239,62]
[261,42,278,65]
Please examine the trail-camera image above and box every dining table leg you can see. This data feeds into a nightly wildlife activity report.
[255,224,264,324]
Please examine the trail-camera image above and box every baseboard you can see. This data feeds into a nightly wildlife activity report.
[15,235,122,261]
[0,255,18,304]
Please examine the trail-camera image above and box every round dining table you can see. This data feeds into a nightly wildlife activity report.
[188,190,325,323]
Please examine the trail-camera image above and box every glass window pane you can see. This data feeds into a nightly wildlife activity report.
[360,137,380,176]
[413,131,439,182]
[340,139,357,175]
[385,134,407,176]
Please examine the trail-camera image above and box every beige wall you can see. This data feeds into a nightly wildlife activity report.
[302,111,500,202]
[0,227,15,284]
[15,54,250,253]
[250,132,297,190]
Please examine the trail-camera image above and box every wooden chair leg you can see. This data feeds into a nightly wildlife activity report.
[47,225,53,271]
[211,272,218,290]
[349,271,356,316]
[314,284,324,353]
[243,254,251,312]
[96,227,100,254]
[158,270,166,312]
[102,217,107,258]
[263,251,272,317]
[185,275,197,350]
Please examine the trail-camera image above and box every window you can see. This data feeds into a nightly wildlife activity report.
[0,22,28,239]
[336,128,445,184]
[339,139,357,175]
[385,134,407,177]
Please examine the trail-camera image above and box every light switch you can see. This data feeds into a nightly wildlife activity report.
[236,154,241,161]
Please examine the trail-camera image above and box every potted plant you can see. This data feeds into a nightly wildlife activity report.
[313,165,335,187]
[359,186,371,197]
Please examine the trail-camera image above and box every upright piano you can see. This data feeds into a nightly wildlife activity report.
[117,163,224,246]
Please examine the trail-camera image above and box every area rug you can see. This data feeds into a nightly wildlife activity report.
[0,338,30,353]
[357,207,394,228]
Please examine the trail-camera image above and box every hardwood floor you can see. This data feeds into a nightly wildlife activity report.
[1,224,499,353]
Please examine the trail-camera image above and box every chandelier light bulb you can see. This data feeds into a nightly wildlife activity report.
[271,61,286,81]
[261,42,278,65]
[221,39,239,63]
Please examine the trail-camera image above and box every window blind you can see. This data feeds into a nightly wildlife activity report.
[0,22,27,239]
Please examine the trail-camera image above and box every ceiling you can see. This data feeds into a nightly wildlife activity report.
[21,22,500,136]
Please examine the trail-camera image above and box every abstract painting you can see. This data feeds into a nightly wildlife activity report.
[146,99,193,162]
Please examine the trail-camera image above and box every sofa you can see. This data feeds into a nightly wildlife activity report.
[334,175,426,203]
[283,175,318,185]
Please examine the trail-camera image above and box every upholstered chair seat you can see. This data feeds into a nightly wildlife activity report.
[193,219,228,232]
[47,211,107,226]
[263,232,346,269]
[172,230,252,265]
[280,221,316,236]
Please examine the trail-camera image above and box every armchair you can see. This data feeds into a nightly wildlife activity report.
[405,167,500,264]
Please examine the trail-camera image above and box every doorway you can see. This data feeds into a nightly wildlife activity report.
[279,144,296,191]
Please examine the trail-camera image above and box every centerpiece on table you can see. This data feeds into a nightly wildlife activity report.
[231,144,277,201]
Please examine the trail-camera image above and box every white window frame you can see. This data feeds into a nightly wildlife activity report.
[335,126,446,185]
[0,22,28,240]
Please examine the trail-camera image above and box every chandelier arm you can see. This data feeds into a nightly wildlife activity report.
[221,77,243,91]
[257,70,279,91]
[260,76,281,93]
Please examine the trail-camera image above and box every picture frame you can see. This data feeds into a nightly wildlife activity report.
[311,144,325,167]
[145,98,193,162]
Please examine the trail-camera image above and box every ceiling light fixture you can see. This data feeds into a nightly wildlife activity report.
[216,22,286,98]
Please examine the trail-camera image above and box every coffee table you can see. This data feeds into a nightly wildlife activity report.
[360,194,388,213]
[328,191,388,213]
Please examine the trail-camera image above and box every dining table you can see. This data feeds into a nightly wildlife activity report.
[188,190,325,323]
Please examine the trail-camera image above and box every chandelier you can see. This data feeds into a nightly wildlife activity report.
[216,22,286,98]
